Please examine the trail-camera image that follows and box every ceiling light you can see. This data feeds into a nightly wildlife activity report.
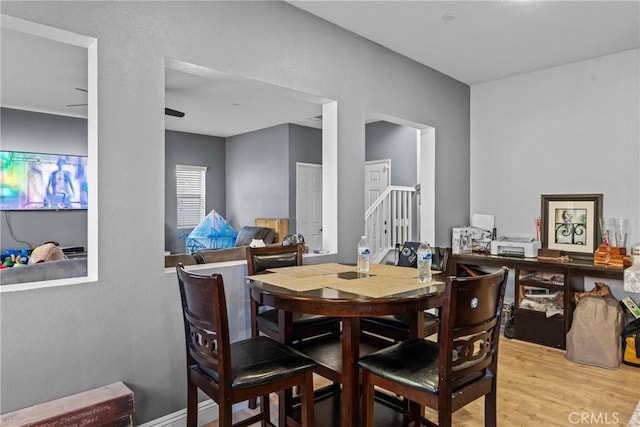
[442,13,456,22]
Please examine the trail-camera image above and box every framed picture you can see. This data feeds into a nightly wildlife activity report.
[541,193,603,259]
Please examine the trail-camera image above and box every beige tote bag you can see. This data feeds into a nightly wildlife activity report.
[566,295,623,369]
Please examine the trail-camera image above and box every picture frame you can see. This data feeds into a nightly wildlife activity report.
[541,193,603,259]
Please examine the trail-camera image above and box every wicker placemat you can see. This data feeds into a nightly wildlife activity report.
[368,264,442,279]
[327,275,444,298]
[266,263,355,277]
[247,273,334,291]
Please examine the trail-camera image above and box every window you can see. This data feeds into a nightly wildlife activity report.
[176,165,206,229]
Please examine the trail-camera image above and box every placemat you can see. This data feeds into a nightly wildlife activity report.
[368,264,442,279]
[267,263,355,277]
[247,273,334,291]
[327,275,444,298]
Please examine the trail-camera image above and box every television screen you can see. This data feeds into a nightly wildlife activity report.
[0,150,88,210]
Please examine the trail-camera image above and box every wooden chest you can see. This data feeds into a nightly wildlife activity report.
[0,382,134,427]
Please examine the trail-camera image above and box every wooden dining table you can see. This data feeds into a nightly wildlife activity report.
[247,262,445,427]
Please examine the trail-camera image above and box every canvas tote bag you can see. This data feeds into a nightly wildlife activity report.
[566,295,623,369]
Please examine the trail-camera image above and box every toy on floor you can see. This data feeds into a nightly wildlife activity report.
[0,247,29,268]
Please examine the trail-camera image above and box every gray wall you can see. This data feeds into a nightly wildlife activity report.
[365,120,417,187]
[288,123,322,233]
[471,49,640,244]
[0,1,470,423]
[225,124,289,230]
[0,107,88,250]
[165,130,226,254]
[165,124,320,253]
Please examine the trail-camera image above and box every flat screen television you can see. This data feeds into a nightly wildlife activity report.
[0,150,88,210]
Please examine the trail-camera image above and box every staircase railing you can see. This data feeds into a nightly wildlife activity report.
[364,185,416,263]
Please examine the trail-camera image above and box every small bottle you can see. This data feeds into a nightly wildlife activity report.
[416,242,432,283]
[357,235,371,273]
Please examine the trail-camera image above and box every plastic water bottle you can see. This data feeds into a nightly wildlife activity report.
[357,235,371,273]
[417,242,432,283]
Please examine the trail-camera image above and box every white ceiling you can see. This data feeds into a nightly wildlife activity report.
[164,63,327,138]
[289,0,640,85]
[2,1,639,137]
[1,27,88,119]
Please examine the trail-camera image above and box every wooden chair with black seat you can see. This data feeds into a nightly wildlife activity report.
[357,266,509,427]
[246,243,342,413]
[176,264,316,427]
[360,245,453,343]
[246,243,341,345]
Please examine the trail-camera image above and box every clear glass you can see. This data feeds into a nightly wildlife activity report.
[599,217,614,246]
[613,218,630,249]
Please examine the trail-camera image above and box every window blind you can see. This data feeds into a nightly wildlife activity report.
[176,165,206,229]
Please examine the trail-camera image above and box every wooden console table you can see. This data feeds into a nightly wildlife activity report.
[452,253,624,349]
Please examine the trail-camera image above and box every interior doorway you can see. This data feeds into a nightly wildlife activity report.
[364,159,390,210]
[364,159,390,254]
[365,113,435,247]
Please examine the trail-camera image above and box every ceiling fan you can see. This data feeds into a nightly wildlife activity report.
[66,88,185,117]
[66,87,88,107]
[165,107,185,117]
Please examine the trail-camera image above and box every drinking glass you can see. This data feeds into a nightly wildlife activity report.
[599,218,613,246]
[614,218,630,249]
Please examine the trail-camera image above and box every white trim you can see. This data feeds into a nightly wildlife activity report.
[0,15,99,293]
[322,101,338,254]
[137,400,218,427]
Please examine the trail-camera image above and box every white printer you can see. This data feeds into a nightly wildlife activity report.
[490,238,541,258]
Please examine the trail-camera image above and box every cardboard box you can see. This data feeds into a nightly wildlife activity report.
[0,382,134,427]
[255,218,289,243]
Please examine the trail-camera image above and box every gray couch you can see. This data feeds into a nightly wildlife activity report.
[0,258,88,285]
[165,226,277,268]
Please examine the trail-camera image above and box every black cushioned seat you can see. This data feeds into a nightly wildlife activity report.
[356,339,484,394]
[200,336,316,389]
[257,310,342,334]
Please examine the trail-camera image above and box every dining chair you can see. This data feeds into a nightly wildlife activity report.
[357,266,509,427]
[360,246,453,342]
[176,264,316,427]
[246,244,341,345]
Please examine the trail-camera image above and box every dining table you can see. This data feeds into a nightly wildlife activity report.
[247,262,445,427]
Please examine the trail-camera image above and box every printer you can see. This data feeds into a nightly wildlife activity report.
[490,238,541,258]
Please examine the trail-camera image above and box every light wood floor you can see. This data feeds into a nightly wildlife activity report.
[204,338,639,426]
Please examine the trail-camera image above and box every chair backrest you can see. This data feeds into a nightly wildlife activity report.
[396,242,451,274]
[246,244,303,275]
[176,264,232,389]
[432,247,452,274]
[438,266,509,392]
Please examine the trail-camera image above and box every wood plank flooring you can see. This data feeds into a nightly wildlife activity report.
[204,338,640,426]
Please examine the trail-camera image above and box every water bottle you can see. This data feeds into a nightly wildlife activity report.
[357,235,371,273]
[417,242,432,283]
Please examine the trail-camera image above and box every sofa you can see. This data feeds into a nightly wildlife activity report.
[0,257,88,286]
[165,226,276,268]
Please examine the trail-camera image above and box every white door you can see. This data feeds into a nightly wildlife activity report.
[365,160,390,210]
[296,163,322,252]
[364,160,391,254]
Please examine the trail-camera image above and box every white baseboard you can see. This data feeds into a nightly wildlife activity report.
[138,399,218,427]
